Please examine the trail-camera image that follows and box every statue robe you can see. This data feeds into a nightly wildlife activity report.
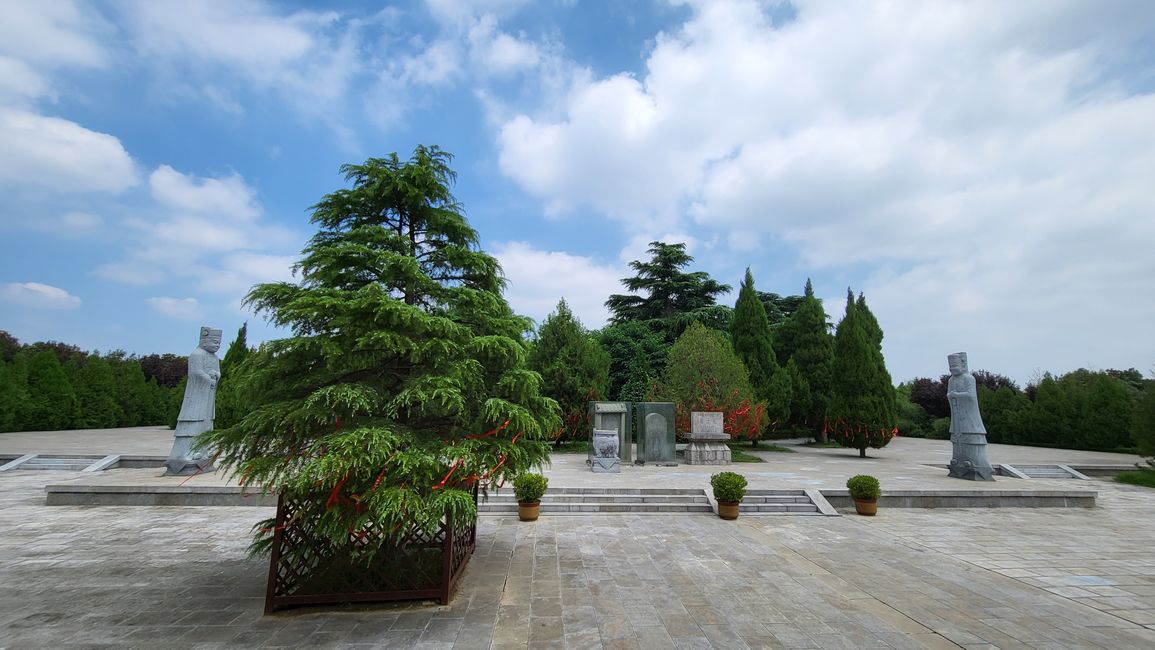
[947,372,986,434]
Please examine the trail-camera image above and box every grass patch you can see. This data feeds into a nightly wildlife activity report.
[1115,469,1155,489]
[549,441,590,454]
[728,442,794,453]
[802,440,842,449]
[730,449,765,463]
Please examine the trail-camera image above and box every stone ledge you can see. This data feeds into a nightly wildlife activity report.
[821,488,1097,508]
[45,485,275,507]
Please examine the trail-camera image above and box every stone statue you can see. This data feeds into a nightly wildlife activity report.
[946,352,994,481]
[165,326,222,475]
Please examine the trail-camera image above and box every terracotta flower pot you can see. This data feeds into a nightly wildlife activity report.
[853,498,877,516]
[717,501,740,520]
[518,501,540,521]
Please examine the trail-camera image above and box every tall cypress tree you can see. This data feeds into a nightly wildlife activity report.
[527,299,610,443]
[72,354,121,429]
[214,323,253,429]
[203,146,559,548]
[0,355,30,432]
[730,269,789,443]
[828,289,896,457]
[24,350,77,430]
[776,279,833,437]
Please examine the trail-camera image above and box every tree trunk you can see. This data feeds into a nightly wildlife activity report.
[859,447,866,458]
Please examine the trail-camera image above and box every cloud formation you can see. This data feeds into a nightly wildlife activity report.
[147,297,204,321]
[0,282,82,310]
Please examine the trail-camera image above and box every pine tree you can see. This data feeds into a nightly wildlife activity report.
[214,323,253,429]
[617,344,655,403]
[784,358,811,430]
[828,289,896,457]
[730,269,788,444]
[527,299,610,443]
[72,354,122,429]
[775,279,833,437]
[1132,381,1155,460]
[0,355,30,432]
[203,146,559,549]
[605,241,731,342]
[597,320,668,400]
[24,350,77,430]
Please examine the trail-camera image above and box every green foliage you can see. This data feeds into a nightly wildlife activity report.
[1116,468,1155,489]
[710,471,748,502]
[0,355,30,432]
[605,241,731,343]
[846,474,881,500]
[214,323,254,430]
[617,344,656,403]
[512,473,549,503]
[828,290,896,457]
[659,322,757,426]
[597,320,668,400]
[24,350,77,430]
[201,146,559,554]
[528,300,610,442]
[1133,380,1155,459]
[895,383,934,438]
[731,269,785,425]
[729,448,765,463]
[71,355,121,429]
[775,279,833,432]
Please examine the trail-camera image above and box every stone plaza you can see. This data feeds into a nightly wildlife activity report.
[3,427,1155,648]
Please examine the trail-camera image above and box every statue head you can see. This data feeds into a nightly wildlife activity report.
[199,326,223,354]
[947,352,968,376]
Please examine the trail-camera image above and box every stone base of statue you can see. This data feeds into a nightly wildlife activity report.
[591,428,620,473]
[165,419,217,476]
[948,432,994,481]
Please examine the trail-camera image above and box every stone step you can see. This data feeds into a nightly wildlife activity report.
[739,503,820,513]
[518,487,706,495]
[741,495,811,504]
[20,463,93,471]
[485,494,709,504]
[479,502,714,513]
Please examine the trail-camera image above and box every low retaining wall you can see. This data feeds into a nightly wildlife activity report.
[45,484,276,507]
[821,489,1096,509]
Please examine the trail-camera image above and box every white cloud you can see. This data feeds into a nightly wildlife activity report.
[0,0,109,69]
[0,282,81,310]
[492,241,623,329]
[468,15,540,75]
[147,296,204,321]
[0,56,51,104]
[0,108,137,193]
[493,0,1155,383]
[149,165,260,221]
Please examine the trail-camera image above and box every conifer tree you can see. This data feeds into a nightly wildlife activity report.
[1132,381,1155,460]
[598,321,667,400]
[828,290,896,457]
[784,358,811,430]
[72,355,121,429]
[202,146,559,549]
[214,323,253,429]
[730,269,789,443]
[0,355,30,432]
[659,321,763,438]
[775,279,833,437]
[617,344,655,403]
[527,299,610,443]
[24,350,77,430]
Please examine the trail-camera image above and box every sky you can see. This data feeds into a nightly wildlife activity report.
[1,0,1153,387]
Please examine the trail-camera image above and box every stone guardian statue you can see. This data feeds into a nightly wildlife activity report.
[946,352,995,481]
[165,326,222,475]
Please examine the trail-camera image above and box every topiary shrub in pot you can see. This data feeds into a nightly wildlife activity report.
[513,473,549,521]
[847,474,881,515]
[710,471,748,520]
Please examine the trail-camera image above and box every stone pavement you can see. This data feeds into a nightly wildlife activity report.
[4,465,1155,648]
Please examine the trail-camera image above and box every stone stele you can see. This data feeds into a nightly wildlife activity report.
[165,326,223,475]
[946,352,995,481]
[591,428,621,473]
[684,411,731,465]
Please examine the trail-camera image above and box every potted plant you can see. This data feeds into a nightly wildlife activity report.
[513,473,549,521]
[710,471,747,520]
[847,474,881,516]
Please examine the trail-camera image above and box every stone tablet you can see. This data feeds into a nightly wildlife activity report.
[690,411,727,440]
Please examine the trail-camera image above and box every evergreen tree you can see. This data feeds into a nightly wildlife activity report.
[214,323,253,429]
[730,269,788,443]
[784,358,811,430]
[0,355,30,432]
[1077,374,1134,451]
[1021,374,1074,447]
[597,320,668,399]
[1132,381,1155,460]
[977,386,1029,444]
[527,299,610,443]
[775,279,833,437]
[617,344,656,403]
[72,354,122,429]
[111,357,152,426]
[605,241,731,342]
[659,321,763,438]
[24,350,77,430]
[828,289,896,457]
[203,146,559,550]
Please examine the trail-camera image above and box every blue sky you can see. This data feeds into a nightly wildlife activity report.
[1,0,1153,386]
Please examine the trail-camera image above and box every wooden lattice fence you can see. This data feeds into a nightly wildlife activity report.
[264,487,478,612]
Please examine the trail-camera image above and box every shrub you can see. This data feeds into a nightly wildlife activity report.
[513,473,549,504]
[710,471,748,503]
[1115,468,1155,489]
[846,475,881,501]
